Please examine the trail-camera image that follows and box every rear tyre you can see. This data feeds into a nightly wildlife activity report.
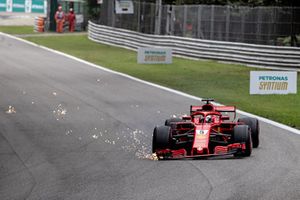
[152,126,171,153]
[165,118,184,126]
[238,117,259,148]
[233,125,252,157]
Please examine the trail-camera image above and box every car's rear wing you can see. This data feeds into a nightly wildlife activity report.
[215,106,236,113]
[190,106,202,113]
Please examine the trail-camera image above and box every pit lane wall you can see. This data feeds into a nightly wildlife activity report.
[88,21,300,69]
[0,0,46,14]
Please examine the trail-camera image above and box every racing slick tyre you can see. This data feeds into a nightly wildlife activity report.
[238,117,259,148]
[165,118,184,126]
[152,126,171,153]
[233,125,252,157]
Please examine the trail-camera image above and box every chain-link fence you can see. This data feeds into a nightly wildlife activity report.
[95,1,300,46]
[96,1,157,34]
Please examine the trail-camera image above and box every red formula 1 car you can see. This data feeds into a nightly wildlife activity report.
[152,99,259,160]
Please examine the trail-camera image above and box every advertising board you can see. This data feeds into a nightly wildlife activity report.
[250,71,297,94]
[0,0,45,13]
[115,0,134,14]
[138,47,172,64]
[0,0,6,12]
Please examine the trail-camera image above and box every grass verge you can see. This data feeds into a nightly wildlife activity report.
[0,26,36,35]
[24,35,300,129]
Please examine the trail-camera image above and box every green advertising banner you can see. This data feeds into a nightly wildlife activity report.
[31,0,44,13]
[0,0,46,13]
[12,0,25,12]
[0,0,6,12]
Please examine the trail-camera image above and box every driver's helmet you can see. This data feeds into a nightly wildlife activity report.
[205,115,212,123]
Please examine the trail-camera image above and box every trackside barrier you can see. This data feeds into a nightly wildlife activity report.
[34,16,45,32]
[88,21,300,69]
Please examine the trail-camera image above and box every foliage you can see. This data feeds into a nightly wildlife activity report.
[277,35,300,46]
[86,0,101,20]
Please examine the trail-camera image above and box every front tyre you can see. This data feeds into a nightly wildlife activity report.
[238,117,259,148]
[233,125,252,157]
[152,126,171,153]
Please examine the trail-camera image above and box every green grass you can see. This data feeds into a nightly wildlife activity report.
[25,35,300,129]
[0,26,36,35]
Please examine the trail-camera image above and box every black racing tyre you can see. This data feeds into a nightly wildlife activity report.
[238,117,259,148]
[165,118,184,126]
[233,125,252,157]
[152,126,171,153]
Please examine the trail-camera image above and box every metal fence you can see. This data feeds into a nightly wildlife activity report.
[95,1,300,46]
[88,22,300,69]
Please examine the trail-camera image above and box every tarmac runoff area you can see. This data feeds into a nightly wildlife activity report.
[0,12,45,26]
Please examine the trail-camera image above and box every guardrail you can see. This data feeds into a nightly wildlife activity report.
[88,21,300,69]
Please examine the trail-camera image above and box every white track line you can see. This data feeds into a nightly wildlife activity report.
[1,32,299,135]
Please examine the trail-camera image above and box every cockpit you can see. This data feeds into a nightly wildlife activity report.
[192,113,221,124]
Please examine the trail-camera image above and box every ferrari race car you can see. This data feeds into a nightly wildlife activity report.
[152,99,259,160]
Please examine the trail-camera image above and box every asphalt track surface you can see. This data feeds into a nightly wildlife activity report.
[1,34,300,200]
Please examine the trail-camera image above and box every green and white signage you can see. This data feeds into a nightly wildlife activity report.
[31,0,45,13]
[6,0,12,12]
[13,0,25,12]
[0,0,46,13]
[0,0,6,12]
